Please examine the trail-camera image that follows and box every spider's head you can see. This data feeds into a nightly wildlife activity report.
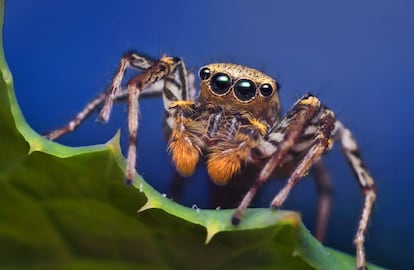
[198,63,281,123]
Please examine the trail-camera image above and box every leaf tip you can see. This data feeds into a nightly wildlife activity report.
[205,220,224,244]
[106,129,122,153]
[137,198,159,213]
[27,138,44,154]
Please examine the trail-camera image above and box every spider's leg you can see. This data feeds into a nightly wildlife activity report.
[269,108,335,208]
[98,51,156,122]
[232,94,325,224]
[43,86,162,141]
[334,121,376,270]
[311,158,332,242]
[44,52,155,140]
[124,56,183,183]
[44,92,107,140]
[162,60,193,128]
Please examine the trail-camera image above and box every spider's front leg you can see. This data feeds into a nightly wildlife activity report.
[107,55,186,183]
[268,107,335,208]
[44,51,157,140]
[233,94,376,270]
[231,94,330,225]
[45,52,188,184]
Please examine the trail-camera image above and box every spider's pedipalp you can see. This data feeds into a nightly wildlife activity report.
[207,130,258,185]
[168,102,204,177]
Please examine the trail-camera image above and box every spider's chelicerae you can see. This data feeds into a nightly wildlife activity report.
[46,52,376,270]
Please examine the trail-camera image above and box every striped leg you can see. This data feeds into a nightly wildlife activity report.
[334,121,376,270]
[44,51,156,140]
[98,51,156,122]
[162,60,192,129]
[118,56,185,183]
[232,94,326,224]
[44,92,107,140]
[45,51,191,185]
[269,109,335,208]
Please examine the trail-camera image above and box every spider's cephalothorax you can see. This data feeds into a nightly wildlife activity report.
[45,52,376,270]
[198,63,280,123]
[168,63,281,185]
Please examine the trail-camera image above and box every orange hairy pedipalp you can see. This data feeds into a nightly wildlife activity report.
[207,134,255,185]
[207,151,242,185]
[167,113,204,177]
[168,130,200,176]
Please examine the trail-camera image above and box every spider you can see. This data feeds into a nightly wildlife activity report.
[45,51,376,270]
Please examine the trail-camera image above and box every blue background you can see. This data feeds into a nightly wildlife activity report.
[4,1,413,269]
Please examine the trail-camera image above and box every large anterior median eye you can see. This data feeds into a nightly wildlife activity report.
[234,79,256,101]
[210,73,232,95]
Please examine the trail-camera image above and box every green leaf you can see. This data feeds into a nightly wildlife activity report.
[0,1,385,269]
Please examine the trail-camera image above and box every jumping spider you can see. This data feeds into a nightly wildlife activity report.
[45,52,376,270]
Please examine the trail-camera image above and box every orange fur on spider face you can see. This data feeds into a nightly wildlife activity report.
[168,129,200,177]
[246,116,268,135]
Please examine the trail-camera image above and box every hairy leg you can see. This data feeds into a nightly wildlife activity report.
[44,51,157,140]
[312,158,332,242]
[232,94,326,224]
[334,121,376,270]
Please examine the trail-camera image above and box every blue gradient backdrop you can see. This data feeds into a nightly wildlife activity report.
[4,1,414,269]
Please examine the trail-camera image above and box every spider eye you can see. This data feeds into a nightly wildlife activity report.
[199,67,211,80]
[234,79,256,101]
[259,83,274,97]
[210,73,232,95]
